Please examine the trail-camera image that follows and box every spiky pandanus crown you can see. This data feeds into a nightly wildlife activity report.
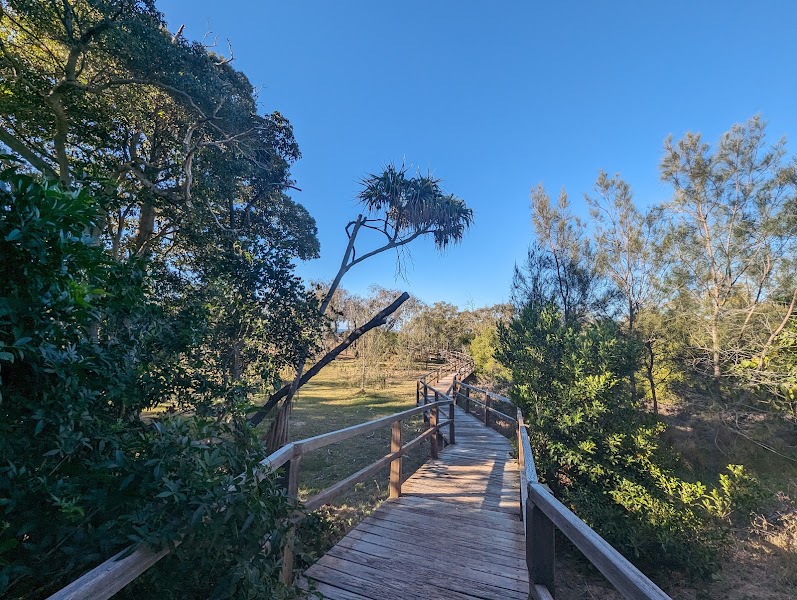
[358,164,473,250]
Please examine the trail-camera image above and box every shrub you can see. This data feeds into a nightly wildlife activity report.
[497,301,762,577]
[0,166,298,598]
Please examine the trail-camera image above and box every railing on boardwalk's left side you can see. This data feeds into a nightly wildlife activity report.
[47,393,457,600]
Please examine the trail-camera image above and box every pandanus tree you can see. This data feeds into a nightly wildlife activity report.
[251,164,473,450]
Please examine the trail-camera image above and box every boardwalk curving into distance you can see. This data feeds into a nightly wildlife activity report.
[302,372,528,599]
[49,358,670,600]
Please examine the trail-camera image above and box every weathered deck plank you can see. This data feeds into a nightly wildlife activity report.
[303,373,527,599]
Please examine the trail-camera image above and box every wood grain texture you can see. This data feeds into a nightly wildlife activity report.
[46,545,173,600]
[304,372,528,599]
[527,483,671,600]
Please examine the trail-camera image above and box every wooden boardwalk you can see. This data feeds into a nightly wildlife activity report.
[303,373,528,599]
[48,360,671,600]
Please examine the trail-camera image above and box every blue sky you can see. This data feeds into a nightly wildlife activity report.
[157,0,797,309]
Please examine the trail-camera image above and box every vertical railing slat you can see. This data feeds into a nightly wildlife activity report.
[430,406,439,459]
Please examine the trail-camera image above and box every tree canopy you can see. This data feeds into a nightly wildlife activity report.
[0,2,324,597]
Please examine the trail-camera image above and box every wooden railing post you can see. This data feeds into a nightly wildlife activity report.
[448,401,455,445]
[518,409,527,528]
[416,380,420,406]
[422,382,429,423]
[465,386,470,414]
[280,454,302,585]
[389,420,402,499]
[484,393,491,427]
[526,487,555,598]
[430,406,439,459]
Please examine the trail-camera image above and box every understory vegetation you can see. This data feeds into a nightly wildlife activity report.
[485,116,797,590]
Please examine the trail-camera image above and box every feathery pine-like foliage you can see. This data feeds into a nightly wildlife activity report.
[498,301,763,577]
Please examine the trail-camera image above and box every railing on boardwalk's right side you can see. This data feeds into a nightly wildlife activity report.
[449,380,671,600]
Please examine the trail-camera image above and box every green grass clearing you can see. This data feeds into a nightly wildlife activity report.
[259,357,442,565]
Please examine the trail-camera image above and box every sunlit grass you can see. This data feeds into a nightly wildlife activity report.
[258,357,439,549]
[287,358,429,498]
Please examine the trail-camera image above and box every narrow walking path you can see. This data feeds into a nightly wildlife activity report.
[302,371,527,599]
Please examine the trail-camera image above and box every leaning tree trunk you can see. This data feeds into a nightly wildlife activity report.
[710,309,722,392]
[256,293,410,451]
[265,396,293,453]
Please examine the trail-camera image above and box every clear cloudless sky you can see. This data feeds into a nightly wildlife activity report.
[156,0,797,309]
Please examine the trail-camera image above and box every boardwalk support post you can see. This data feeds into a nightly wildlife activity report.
[422,382,429,423]
[448,401,455,444]
[280,454,302,585]
[430,406,439,459]
[526,489,555,598]
[452,376,458,406]
[389,420,402,498]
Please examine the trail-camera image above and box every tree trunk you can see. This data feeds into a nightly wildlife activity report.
[361,350,366,391]
[710,310,721,386]
[231,340,243,382]
[250,293,410,446]
[628,300,637,402]
[135,202,156,253]
[644,339,657,414]
[265,398,292,455]
[45,93,72,187]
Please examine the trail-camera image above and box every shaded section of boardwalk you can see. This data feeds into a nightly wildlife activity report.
[303,373,527,599]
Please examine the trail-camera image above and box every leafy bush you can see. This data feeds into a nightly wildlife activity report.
[470,324,511,383]
[0,167,300,598]
[497,301,762,577]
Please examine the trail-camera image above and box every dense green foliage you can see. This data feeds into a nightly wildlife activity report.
[492,118,796,580]
[0,166,310,598]
[498,299,763,576]
[0,0,325,595]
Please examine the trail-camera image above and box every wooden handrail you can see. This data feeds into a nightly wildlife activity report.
[451,381,517,428]
[418,350,474,388]
[49,395,456,599]
[455,380,512,404]
[294,400,450,454]
[526,483,669,600]
[453,389,518,424]
[458,381,670,600]
[517,409,537,485]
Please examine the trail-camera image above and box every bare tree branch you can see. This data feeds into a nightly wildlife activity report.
[248,292,410,427]
[0,127,58,178]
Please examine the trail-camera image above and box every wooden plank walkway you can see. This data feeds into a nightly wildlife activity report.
[302,373,528,599]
